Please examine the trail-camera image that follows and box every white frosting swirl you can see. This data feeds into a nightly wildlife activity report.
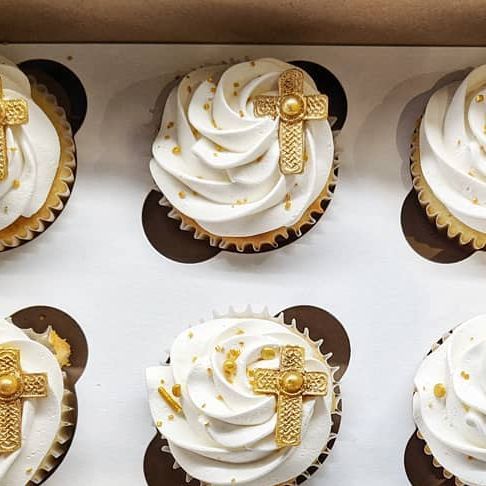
[420,65,486,232]
[146,313,334,486]
[150,58,334,237]
[0,56,61,231]
[413,315,486,486]
[0,318,64,485]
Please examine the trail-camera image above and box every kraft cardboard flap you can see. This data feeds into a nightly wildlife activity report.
[1,0,486,45]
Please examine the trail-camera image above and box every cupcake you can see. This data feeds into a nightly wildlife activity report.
[146,308,341,485]
[0,55,76,252]
[149,58,337,252]
[0,315,75,484]
[412,315,486,486]
[411,65,486,250]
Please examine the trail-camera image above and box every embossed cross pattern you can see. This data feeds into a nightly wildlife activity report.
[253,69,328,175]
[250,345,328,448]
[0,348,48,453]
[0,77,29,181]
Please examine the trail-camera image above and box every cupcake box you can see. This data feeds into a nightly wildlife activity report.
[1,8,486,485]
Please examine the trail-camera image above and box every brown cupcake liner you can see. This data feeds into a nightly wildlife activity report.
[9,306,88,486]
[145,305,350,486]
[406,326,468,486]
[160,160,339,253]
[0,79,76,252]
[410,119,486,251]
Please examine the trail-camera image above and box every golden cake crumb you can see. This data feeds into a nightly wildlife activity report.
[48,330,72,368]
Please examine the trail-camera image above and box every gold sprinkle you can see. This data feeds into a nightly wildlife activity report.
[210,87,216,93]
[464,404,471,412]
[203,103,211,110]
[461,371,470,380]
[235,198,248,205]
[172,384,182,397]
[160,379,165,385]
[284,193,292,211]
[468,169,476,177]
[207,368,213,376]
[12,179,20,189]
[239,110,245,118]
[192,356,198,363]
[261,347,277,360]
[433,383,446,399]
[168,414,175,421]
[216,394,224,401]
[156,420,162,427]
[233,82,240,88]
[475,94,484,103]
[188,331,194,338]
[215,345,225,353]
[167,122,174,129]
[158,386,183,414]
[178,191,186,199]
[172,146,181,155]
[235,328,245,335]
[227,349,241,360]
[25,468,33,474]
[164,135,170,140]
[473,197,479,205]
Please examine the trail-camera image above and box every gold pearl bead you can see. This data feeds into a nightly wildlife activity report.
[281,371,304,394]
[281,95,303,116]
[260,347,276,360]
[223,359,237,374]
[0,374,20,398]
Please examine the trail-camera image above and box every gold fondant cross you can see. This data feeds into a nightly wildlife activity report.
[0,348,48,453]
[250,345,328,448]
[0,77,29,181]
[253,69,328,175]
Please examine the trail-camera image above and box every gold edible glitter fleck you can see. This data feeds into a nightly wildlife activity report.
[461,371,470,380]
[239,110,244,118]
[464,404,470,412]
[192,356,198,363]
[284,193,292,211]
[215,345,225,353]
[168,414,175,421]
[158,386,183,414]
[164,135,170,140]
[167,122,174,129]
[172,384,182,397]
[476,94,484,103]
[235,328,245,335]
[12,179,20,189]
[156,420,162,427]
[172,146,181,155]
[216,394,224,401]
[203,103,211,111]
[261,347,276,360]
[188,331,194,339]
[473,197,479,205]
[433,383,446,399]
[207,368,213,376]
[469,169,476,177]
[178,191,186,199]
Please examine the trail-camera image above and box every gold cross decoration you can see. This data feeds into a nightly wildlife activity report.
[0,348,48,453]
[250,345,328,448]
[0,77,29,181]
[253,69,328,175]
